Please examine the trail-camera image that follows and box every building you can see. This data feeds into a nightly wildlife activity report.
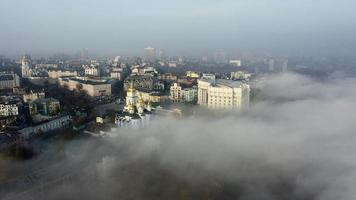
[29,98,60,116]
[115,84,153,129]
[35,64,58,69]
[21,55,32,78]
[84,65,100,76]
[159,73,178,82]
[0,73,20,90]
[48,70,78,79]
[58,77,112,97]
[198,79,250,110]
[231,71,252,81]
[144,47,156,63]
[0,96,22,117]
[22,91,45,103]
[268,59,288,73]
[229,60,242,67]
[182,86,198,103]
[170,83,182,103]
[186,71,200,79]
[124,75,164,92]
[19,115,72,139]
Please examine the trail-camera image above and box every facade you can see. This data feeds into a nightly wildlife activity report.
[186,71,200,79]
[124,75,164,92]
[21,55,32,78]
[48,70,78,79]
[0,104,19,117]
[110,71,122,80]
[19,115,72,139]
[229,60,242,67]
[23,91,45,103]
[84,66,100,76]
[0,73,20,90]
[29,98,60,116]
[182,86,198,103]
[170,83,182,103]
[198,79,250,110]
[231,71,252,81]
[59,77,112,97]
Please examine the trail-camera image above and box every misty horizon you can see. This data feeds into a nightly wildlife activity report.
[1,0,356,58]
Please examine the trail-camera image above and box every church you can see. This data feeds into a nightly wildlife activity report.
[115,82,153,129]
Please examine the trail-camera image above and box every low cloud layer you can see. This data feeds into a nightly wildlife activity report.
[1,73,356,200]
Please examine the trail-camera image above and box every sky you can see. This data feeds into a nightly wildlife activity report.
[2,72,356,199]
[0,0,356,57]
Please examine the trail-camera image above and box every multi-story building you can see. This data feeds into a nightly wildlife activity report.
[22,91,45,103]
[0,73,20,90]
[59,77,112,97]
[182,86,198,103]
[84,65,100,76]
[21,55,32,78]
[0,96,22,117]
[186,71,200,79]
[19,115,72,139]
[198,79,250,110]
[170,83,182,103]
[229,60,242,67]
[124,75,164,92]
[48,70,78,79]
[231,71,252,81]
[268,58,288,73]
[29,98,60,116]
[144,47,156,63]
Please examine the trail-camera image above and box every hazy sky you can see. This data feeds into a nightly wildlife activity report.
[0,0,355,57]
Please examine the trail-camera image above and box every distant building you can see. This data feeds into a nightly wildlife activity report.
[186,71,200,79]
[48,70,78,79]
[35,64,58,69]
[229,60,242,67]
[144,47,156,63]
[21,55,32,78]
[59,77,112,97]
[198,79,250,110]
[231,71,252,81]
[29,98,60,116]
[170,83,182,103]
[268,58,288,73]
[84,65,100,76]
[0,73,20,90]
[124,75,164,92]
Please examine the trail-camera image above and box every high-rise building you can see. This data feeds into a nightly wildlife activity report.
[21,55,32,78]
[170,83,182,103]
[144,47,156,63]
[268,58,288,73]
[198,79,250,110]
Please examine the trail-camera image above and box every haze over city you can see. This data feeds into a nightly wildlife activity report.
[0,1,356,200]
[1,0,356,57]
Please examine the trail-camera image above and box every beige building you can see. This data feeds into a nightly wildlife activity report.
[170,83,182,103]
[23,91,46,103]
[0,73,20,90]
[58,77,111,97]
[48,70,78,79]
[198,79,250,110]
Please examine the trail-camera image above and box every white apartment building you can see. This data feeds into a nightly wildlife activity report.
[182,87,198,103]
[198,79,250,110]
[170,83,182,103]
[0,104,19,117]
